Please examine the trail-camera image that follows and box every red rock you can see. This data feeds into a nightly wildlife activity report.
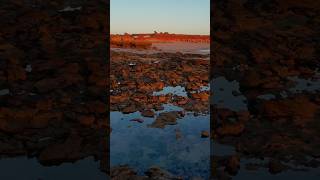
[110,93,129,104]
[177,98,189,105]
[191,92,209,101]
[158,96,167,103]
[236,111,250,122]
[36,99,53,111]
[34,78,61,93]
[39,132,83,165]
[122,105,137,114]
[217,123,245,136]
[260,96,318,127]
[149,111,183,128]
[268,160,287,174]
[7,65,27,82]
[226,155,240,175]
[79,115,95,126]
[32,111,62,129]
[130,118,144,123]
[152,82,165,90]
[141,109,155,118]
[201,131,209,138]
[87,101,107,113]
[182,64,193,72]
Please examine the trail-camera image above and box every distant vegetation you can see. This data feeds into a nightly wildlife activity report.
[110,35,153,49]
[110,32,210,49]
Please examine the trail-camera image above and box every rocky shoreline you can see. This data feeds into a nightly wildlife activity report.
[110,50,210,179]
[110,51,210,116]
[211,0,320,179]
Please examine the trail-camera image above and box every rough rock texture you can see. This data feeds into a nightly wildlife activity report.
[0,0,109,176]
[211,0,320,179]
[110,51,210,116]
[111,165,183,180]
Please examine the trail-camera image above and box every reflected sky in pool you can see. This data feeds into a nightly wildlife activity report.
[110,104,210,179]
[0,157,106,180]
[211,77,248,111]
[153,86,188,97]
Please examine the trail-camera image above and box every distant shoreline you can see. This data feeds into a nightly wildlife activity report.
[110,32,210,50]
[111,32,210,43]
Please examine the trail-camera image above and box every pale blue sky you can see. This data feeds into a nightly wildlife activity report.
[111,0,210,35]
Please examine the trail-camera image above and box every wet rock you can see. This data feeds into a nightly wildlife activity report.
[122,104,137,114]
[111,165,146,180]
[201,130,209,138]
[217,123,245,136]
[149,111,183,128]
[259,96,318,127]
[268,160,287,174]
[225,155,240,175]
[130,118,144,123]
[7,65,27,82]
[154,104,164,111]
[216,169,232,180]
[175,128,182,140]
[34,78,61,93]
[39,131,84,165]
[141,109,155,117]
[79,115,95,126]
[36,99,53,111]
[145,166,183,180]
[30,112,53,129]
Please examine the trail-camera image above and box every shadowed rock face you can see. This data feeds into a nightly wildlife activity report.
[211,0,320,179]
[0,0,109,177]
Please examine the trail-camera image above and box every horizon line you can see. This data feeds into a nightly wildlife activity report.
[110,32,210,36]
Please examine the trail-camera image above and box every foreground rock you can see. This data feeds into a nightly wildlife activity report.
[111,165,183,180]
[149,111,185,128]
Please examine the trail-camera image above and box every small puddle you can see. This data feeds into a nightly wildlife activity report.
[153,86,188,97]
[211,141,236,156]
[211,77,248,111]
[288,75,320,93]
[257,94,276,100]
